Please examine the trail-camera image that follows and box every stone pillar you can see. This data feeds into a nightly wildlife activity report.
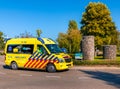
[103,45,116,60]
[82,36,94,60]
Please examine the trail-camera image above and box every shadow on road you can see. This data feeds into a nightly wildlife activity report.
[80,70,120,88]
[3,65,11,69]
[2,65,69,73]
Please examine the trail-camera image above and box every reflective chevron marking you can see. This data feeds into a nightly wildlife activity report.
[30,54,43,68]
[32,52,39,60]
[29,59,37,68]
[34,60,42,68]
[26,59,34,68]
[37,60,45,69]
[29,51,38,60]
[24,59,31,67]
[36,54,43,60]
[31,60,39,68]
[24,51,59,69]
[41,60,49,69]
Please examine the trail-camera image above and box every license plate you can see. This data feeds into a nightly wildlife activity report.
[67,64,71,66]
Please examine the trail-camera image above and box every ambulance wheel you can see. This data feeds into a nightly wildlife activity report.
[46,64,56,72]
[11,62,18,70]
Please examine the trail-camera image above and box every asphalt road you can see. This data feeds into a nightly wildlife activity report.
[0,56,120,89]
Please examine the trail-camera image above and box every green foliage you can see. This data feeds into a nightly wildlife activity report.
[57,20,82,53]
[57,33,69,50]
[0,32,4,49]
[80,2,118,50]
[0,32,5,50]
[67,29,81,52]
[117,31,120,53]
[68,20,78,30]
[74,56,120,66]
[36,29,42,38]
[0,51,5,55]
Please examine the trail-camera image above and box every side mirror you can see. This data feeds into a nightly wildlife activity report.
[13,48,18,53]
[61,48,67,53]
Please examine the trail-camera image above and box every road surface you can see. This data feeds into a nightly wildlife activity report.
[0,56,120,89]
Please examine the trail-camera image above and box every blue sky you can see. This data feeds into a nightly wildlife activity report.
[0,0,120,40]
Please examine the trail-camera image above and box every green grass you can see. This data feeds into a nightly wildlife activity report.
[95,56,120,60]
[73,56,120,66]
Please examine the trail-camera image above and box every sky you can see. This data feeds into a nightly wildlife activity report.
[0,0,120,40]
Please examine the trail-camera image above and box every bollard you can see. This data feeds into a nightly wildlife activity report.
[82,36,94,60]
[103,45,116,60]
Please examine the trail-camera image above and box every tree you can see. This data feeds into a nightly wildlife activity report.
[36,29,42,38]
[0,31,5,50]
[118,31,120,53]
[57,33,69,50]
[15,31,33,38]
[67,29,81,53]
[80,2,118,49]
[67,20,81,53]
[68,20,78,31]
[57,20,82,53]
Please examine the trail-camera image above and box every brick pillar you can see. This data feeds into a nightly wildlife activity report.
[82,36,94,60]
[103,45,116,60]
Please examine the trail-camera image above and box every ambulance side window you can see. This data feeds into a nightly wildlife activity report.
[7,44,34,54]
[37,45,47,54]
[21,45,34,54]
[7,45,19,53]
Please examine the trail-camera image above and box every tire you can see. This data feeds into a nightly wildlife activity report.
[11,62,18,70]
[46,64,56,73]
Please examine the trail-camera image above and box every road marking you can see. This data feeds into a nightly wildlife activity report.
[46,75,61,78]
[0,72,6,75]
[78,77,90,80]
[20,74,32,77]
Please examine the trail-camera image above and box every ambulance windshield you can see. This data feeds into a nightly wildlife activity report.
[46,44,62,53]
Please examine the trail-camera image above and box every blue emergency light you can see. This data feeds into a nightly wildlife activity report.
[37,38,44,44]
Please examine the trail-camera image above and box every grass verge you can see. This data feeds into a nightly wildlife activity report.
[73,56,120,66]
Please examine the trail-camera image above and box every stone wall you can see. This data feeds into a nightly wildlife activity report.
[82,36,94,60]
[103,45,116,60]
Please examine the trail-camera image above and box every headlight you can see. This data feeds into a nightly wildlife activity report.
[58,59,64,63]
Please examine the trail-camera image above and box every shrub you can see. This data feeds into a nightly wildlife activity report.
[73,58,120,66]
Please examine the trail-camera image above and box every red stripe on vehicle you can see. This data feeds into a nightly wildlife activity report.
[63,56,69,58]
[31,60,39,68]
[26,60,35,68]
[24,59,32,67]
[41,60,49,69]
[34,60,43,68]
[38,60,46,69]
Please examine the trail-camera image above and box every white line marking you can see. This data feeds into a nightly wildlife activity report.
[20,74,32,77]
[46,76,61,78]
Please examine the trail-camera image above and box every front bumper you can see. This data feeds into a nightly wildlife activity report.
[55,62,73,71]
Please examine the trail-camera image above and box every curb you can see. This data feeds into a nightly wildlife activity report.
[70,66,120,70]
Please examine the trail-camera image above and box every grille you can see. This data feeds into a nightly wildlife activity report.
[65,58,71,63]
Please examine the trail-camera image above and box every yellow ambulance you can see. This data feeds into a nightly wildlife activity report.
[4,38,73,72]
